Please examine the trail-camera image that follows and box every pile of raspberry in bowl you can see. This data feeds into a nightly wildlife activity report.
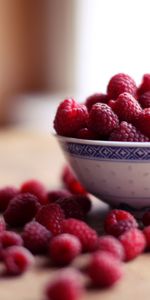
[54,73,150,142]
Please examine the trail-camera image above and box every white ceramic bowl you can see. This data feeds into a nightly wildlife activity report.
[57,135,150,212]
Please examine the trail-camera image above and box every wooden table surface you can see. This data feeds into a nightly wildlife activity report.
[0,129,150,300]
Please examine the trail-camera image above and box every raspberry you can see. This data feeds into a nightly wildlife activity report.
[0,216,6,232]
[0,186,19,212]
[62,166,87,195]
[48,189,71,203]
[119,228,146,261]
[138,91,150,108]
[109,121,149,142]
[36,204,65,235]
[104,209,138,237]
[76,128,97,140]
[98,236,125,261]
[45,269,84,300]
[85,93,109,111]
[89,103,119,136]
[107,73,137,99]
[142,211,150,226]
[56,197,85,220]
[108,99,116,110]
[54,98,89,137]
[0,231,23,249]
[143,226,150,250]
[86,251,123,287]
[22,221,51,254]
[62,218,98,252]
[20,179,48,205]
[136,108,150,138]
[113,92,142,123]
[138,74,150,96]
[4,193,40,227]
[3,246,34,276]
[49,233,81,265]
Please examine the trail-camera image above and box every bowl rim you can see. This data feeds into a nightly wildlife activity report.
[55,134,150,148]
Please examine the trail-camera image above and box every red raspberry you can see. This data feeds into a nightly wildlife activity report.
[0,231,23,249]
[62,166,87,195]
[85,93,109,111]
[136,108,150,138]
[48,189,71,203]
[113,92,142,123]
[45,269,84,300]
[36,204,65,235]
[0,186,19,212]
[4,193,40,227]
[0,216,6,232]
[142,211,150,226]
[104,209,138,237]
[62,218,98,252]
[86,251,123,287]
[56,197,85,220]
[20,179,48,205]
[138,74,150,96]
[108,99,116,110]
[89,103,119,136]
[54,98,89,137]
[76,128,98,140]
[109,121,149,142]
[49,233,81,265]
[138,91,150,108]
[143,226,150,250]
[107,73,137,99]
[119,228,146,261]
[3,246,34,276]
[98,236,125,261]
[22,221,51,254]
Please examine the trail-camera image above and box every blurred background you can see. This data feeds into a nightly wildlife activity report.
[0,0,150,132]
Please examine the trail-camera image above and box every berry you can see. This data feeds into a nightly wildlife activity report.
[62,218,98,252]
[48,189,71,203]
[107,73,137,99]
[113,92,142,123]
[119,228,146,261]
[76,128,97,140]
[98,235,125,261]
[54,98,89,137]
[143,226,150,250]
[138,91,150,108]
[49,233,81,265]
[0,231,23,249]
[136,108,150,138]
[142,211,150,226]
[62,166,87,195]
[45,269,84,300]
[89,103,119,136]
[85,93,109,111]
[109,121,149,142]
[86,251,123,287]
[108,99,116,110]
[104,209,138,237]
[22,221,51,254]
[36,204,65,235]
[4,193,40,227]
[0,216,6,232]
[138,74,150,96]
[3,246,34,276]
[0,186,19,212]
[20,179,48,205]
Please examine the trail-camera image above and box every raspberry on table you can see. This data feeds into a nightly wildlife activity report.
[107,73,137,99]
[142,211,150,226]
[98,235,125,261]
[136,108,150,139]
[88,103,119,136]
[0,216,6,232]
[113,92,142,123]
[138,91,150,108]
[0,231,23,249]
[109,121,149,142]
[54,98,89,137]
[49,233,82,265]
[86,251,123,287]
[45,269,84,300]
[22,221,51,254]
[4,193,40,227]
[76,128,98,140]
[62,166,87,195]
[20,179,48,205]
[119,228,146,261]
[36,204,65,235]
[47,189,71,203]
[104,209,138,237]
[3,246,34,276]
[85,93,109,111]
[143,226,150,250]
[0,186,19,212]
[62,218,98,252]
[138,74,150,96]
